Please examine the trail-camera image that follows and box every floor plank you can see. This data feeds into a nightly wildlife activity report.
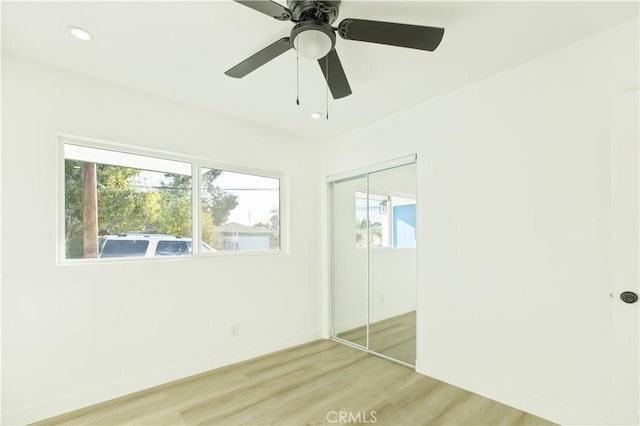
[34,339,555,426]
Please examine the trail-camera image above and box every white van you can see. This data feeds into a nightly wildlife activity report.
[98,234,215,258]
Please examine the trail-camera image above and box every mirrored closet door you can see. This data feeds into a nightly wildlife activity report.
[330,157,417,367]
[332,174,369,348]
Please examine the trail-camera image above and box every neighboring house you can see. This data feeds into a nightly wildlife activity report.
[218,222,277,251]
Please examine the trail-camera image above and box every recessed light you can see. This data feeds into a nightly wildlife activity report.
[310,112,322,119]
[68,26,92,41]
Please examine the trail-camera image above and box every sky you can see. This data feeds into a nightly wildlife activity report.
[135,169,279,226]
[212,171,279,226]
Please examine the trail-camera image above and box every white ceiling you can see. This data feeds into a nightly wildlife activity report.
[2,1,638,142]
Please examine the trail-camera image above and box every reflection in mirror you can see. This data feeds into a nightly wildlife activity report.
[332,176,368,348]
[368,163,417,365]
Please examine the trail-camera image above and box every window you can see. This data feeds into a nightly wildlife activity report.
[100,239,149,258]
[64,144,192,259]
[155,240,190,256]
[355,192,415,249]
[61,140,282,261]
[200,168,280,252]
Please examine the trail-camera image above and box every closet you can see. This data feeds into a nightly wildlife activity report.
[329,155,417,366]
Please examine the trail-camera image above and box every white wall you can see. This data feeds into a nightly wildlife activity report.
[1,55,322,424]
[322,18,639,426]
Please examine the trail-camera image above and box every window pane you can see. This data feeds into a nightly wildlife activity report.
[155,240,191,256]
[200,168,280,251]
[64,144,192,259]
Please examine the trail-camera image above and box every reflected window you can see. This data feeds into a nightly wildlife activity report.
[355,192,415,248]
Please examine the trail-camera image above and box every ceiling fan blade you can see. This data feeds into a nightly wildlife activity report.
[233,0,292,21]
[225,37,292,78]
[338,18,444,51]
[318,49,352,99]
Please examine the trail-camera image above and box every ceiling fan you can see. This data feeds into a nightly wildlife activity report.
[225,0,445,99]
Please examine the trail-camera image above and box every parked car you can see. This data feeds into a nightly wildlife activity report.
[98,234,215,258]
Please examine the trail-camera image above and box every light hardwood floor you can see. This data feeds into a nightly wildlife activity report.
[337,311,417,365]
[35,339,555,426]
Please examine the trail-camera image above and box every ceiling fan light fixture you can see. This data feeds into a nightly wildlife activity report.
[68,26,92,41]
[291,21,336,60]
[296,29,332,60]
[310,112,322,119]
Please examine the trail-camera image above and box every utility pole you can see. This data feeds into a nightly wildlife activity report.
[82,162,98,258]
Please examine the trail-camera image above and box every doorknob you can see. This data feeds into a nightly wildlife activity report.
[620,291,639,304]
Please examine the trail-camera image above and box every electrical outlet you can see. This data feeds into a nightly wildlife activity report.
[230,323,240,337]
[380,294,385,303]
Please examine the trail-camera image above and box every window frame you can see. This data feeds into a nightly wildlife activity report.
[57,134,287,264]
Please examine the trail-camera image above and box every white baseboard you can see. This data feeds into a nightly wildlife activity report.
[2,330,321,426]
[416,358,613,426]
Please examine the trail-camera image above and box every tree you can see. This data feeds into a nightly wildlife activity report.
[355,218,382,247]
[200,211,218,247]
[96,164,150,234]
[64,162,239,258]
[200,169,239,225]
[163,170,238,247]
[65,160,85,258]
[65,160,150,258]
[267,207,279,233]
[154,188,192,237]
[255,208,279,232]
[82,162,98,258]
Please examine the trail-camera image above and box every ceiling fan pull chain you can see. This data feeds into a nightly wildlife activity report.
[325,53,329,120]
[296,29,300,106]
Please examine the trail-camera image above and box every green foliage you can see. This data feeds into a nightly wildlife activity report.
[65,160,84,258]
[162,170,238,245]
[64,162,237,258]
[96,165,150,235]
[66,161,153,257]
[201,169,239,226]
[154,190,192,237]
[200,211,219,246]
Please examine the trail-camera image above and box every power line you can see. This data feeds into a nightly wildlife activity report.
[130,185,278,191]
